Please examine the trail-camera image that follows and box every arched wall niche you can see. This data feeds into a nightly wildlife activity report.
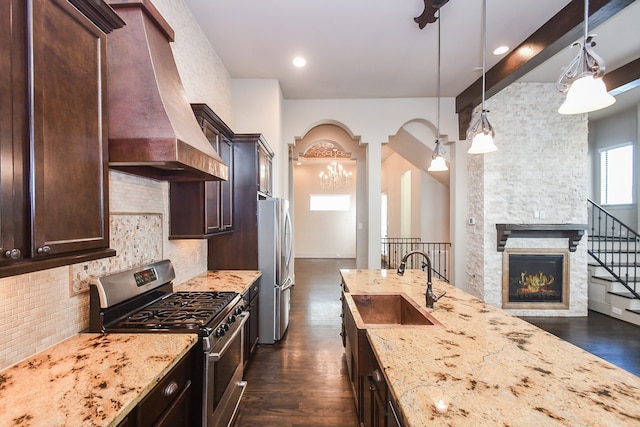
[293,122,365,160]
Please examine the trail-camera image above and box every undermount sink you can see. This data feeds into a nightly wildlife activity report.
[346,292,443,329]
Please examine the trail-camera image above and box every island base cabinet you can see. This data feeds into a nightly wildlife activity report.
[342,289,406,427]
[387,398,405,427]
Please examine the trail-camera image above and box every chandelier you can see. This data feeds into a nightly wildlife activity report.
[319,149,352,189]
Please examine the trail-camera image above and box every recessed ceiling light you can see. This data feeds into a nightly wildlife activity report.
[293,56,306,68]
[493,46,509,55]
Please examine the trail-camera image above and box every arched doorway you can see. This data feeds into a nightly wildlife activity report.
[292,124,366,265]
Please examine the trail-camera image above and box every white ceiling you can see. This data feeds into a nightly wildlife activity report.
[184,0,640,116]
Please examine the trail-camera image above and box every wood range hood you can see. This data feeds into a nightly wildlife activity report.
[105,0,227,182]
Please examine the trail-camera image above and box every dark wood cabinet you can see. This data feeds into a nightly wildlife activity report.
[0,0,29,268]
[342,291,406,427]
[207,134,273,270]
[243,282,260,366]
[169,104,234,239]
[124,348,195,427]
[257,139,273,197]
[0,0,121,277]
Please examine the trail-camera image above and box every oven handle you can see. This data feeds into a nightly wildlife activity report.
[209,312,249,362]
[227,380,247,427]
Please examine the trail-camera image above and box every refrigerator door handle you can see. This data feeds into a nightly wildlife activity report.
[284,208,293,267]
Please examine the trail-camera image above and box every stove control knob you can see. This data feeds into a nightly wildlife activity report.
[222,323,230,332]
[215,327,226,337]
[234,306,245,315]
[228,314,236,323]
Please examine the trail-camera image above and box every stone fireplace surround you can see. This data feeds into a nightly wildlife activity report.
[465,82,589,317]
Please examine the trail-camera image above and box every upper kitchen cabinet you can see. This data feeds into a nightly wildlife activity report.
[236,133,274,198]
[207,134,273,270]
[0,0,123,277]
[169,104,234,238]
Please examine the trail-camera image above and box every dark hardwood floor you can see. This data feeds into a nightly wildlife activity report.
[235,258,359,427]
[235,258,640,426]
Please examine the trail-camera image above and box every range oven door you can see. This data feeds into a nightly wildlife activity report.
[204,312,249,427]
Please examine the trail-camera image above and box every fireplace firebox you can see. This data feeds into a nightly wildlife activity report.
[502,249,569,309]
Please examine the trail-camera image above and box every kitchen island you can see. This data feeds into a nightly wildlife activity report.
[341,269,640,426]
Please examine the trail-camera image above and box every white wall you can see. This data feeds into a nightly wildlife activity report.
[589,106,639,228]
[293,162,357,258]
[421,171,450,242]
[231,79,286,199]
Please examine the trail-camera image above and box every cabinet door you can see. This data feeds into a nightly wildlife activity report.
[257,142,272,196]
[202,120,222,234]
[30,0,109,256]
[0,0,28,264]
[219,135,233,231]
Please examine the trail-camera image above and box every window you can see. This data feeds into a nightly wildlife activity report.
[600,144,633,205]
[309,194,351,211]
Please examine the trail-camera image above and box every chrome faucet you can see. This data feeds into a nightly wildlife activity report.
[396,250,446,308]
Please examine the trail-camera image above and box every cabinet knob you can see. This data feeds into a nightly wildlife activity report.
[5,248,22,259]
[37,246,51,255]
[162,381,179,397]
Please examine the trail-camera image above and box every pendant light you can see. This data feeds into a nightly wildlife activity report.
[556,0,615,114]
[467,0,497,154]
[428,5,448,172]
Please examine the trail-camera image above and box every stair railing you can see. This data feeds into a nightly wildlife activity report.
[588,198,640,299]
[381,237,451,282]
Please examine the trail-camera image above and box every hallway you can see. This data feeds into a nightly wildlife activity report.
[235,258,640,426]
[235,258,359,427]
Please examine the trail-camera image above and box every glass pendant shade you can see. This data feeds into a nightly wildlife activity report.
[556,0,615,115]
[469,131,497,154]
[428,154,448,171]
[467,0,496,154]
[558,74,615,114]
[467,110,497,154]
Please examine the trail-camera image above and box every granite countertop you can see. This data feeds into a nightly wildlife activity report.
[340,269,640,427]
[175,270,261,294]
[0,333,197,427]
[0,270,261,427]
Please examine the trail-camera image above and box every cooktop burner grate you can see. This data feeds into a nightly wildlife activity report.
[109,291,239,331]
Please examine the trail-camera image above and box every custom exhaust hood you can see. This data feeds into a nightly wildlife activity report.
[105,0,227,181]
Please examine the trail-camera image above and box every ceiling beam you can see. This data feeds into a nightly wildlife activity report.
[604,57,640,96]
[455,0,636,140]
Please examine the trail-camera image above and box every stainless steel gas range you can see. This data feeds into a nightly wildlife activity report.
[89,260,248,427]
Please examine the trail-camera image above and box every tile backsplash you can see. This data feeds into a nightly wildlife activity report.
[70,214,163,295]
[0,212,165,370]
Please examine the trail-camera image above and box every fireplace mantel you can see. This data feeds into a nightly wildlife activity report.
[495,224,588,252]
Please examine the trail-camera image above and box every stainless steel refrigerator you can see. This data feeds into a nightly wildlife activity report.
[258,198,293,344]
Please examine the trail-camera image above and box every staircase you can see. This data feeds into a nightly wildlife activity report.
[587,199,640,326]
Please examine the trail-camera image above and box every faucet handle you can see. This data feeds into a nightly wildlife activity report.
[434,291,446,302]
